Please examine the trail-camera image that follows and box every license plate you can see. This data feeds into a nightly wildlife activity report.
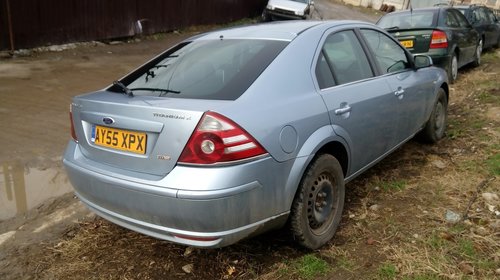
[91,125,147,154]
[400,40,414,48]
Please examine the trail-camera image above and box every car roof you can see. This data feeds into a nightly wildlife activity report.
[190,20,372,41]
[385,7,446,15]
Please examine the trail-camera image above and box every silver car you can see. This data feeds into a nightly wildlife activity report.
[63,20,449,249]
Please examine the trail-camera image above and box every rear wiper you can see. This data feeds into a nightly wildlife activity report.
[129,87,181,95]
[113,81,134,97]
[385,26,400,30]
[145,64,172,82]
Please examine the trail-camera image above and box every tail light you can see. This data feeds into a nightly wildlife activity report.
[69,104,77,141]
[430,30,448,49]
[178,112,267,165]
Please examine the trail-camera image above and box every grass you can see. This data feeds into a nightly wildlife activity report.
[335,255,356,272]
[457,238,476,259]
[477,89,498,103]
[261,254,330,280]
[427,232,448,250]
[403,273,442,280]
[377,262,397,279]
[294,254,330,279]
[486,153,500,176]
[380,180,406,192]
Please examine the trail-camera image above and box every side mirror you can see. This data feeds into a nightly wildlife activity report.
[414,55,433,69]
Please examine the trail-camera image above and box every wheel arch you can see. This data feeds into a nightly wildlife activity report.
[283,126,350,211]
[453,45,460,60]
[316,141,348,178]
[440,82,449,102]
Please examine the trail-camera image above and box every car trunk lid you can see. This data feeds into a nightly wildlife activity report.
[70,91,206,177]
[387,28,437,53]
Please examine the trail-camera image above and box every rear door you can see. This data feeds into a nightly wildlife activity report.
[446,9,477,65]
[482,7,500,47]
[314,29,400,174]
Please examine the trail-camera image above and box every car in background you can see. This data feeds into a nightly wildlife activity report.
[262,0,314,21]
[377,7,480,83]
[455,4,500,50]
[63,20,449,250]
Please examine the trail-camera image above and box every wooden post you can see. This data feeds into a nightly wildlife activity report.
[6,0,15,52]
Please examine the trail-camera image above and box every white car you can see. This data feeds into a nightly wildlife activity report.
[262,0,314,21]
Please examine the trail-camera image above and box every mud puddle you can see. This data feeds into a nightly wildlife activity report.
[0,161,72,220]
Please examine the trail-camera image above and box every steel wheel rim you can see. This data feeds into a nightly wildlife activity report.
[306,173,337,235]
[477,40,482,64]
[434,100,445,135]
[451,55,458,80]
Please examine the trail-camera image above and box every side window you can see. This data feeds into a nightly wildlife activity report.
[453,10,470,28]
[486,9,497,23]
[478,8,488,23]
[472,9,481,23]
[315,52,336,89]
[318,30,373,86]
[361,29,411,74]
[445,11,459,27]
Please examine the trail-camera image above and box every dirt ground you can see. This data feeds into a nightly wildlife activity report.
[0,1,499,279]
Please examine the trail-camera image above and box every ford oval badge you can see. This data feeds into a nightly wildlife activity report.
[103,117,114,125]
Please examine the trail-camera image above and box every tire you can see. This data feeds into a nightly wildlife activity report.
[471,39,482,67]
[418,88,448,144]
[447,53,458,83]
[290,154,345,249]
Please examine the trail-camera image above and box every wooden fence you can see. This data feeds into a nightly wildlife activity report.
[0,0,267,51]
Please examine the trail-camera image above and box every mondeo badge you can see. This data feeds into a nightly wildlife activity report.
[102,117,114,125]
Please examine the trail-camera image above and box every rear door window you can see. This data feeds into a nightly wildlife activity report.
[452,9,471,27]
[445,10,460,28]
[315,30,373,88]
[485,9,497,23]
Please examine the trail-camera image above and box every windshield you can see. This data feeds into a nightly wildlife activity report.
[291,0,309,3]
[377,11,437,29]
[120,39,287,100]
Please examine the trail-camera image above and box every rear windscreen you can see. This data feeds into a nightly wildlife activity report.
[120,39,288,100]
[377,11,437,29]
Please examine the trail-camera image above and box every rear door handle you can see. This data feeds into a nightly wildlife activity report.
[334,105,351,115]
[394,88,405,96]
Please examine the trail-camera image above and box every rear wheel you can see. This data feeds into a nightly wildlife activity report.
[448,53,458,83]
[290,154,345,249]
[472,39,482,67]
[418,88,447,143]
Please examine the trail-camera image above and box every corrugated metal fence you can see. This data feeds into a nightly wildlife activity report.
[0,0,267,51]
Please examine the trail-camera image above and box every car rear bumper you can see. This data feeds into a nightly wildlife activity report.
[411,49,450,73]
[428,54,450,70]
[63,141,290,248]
